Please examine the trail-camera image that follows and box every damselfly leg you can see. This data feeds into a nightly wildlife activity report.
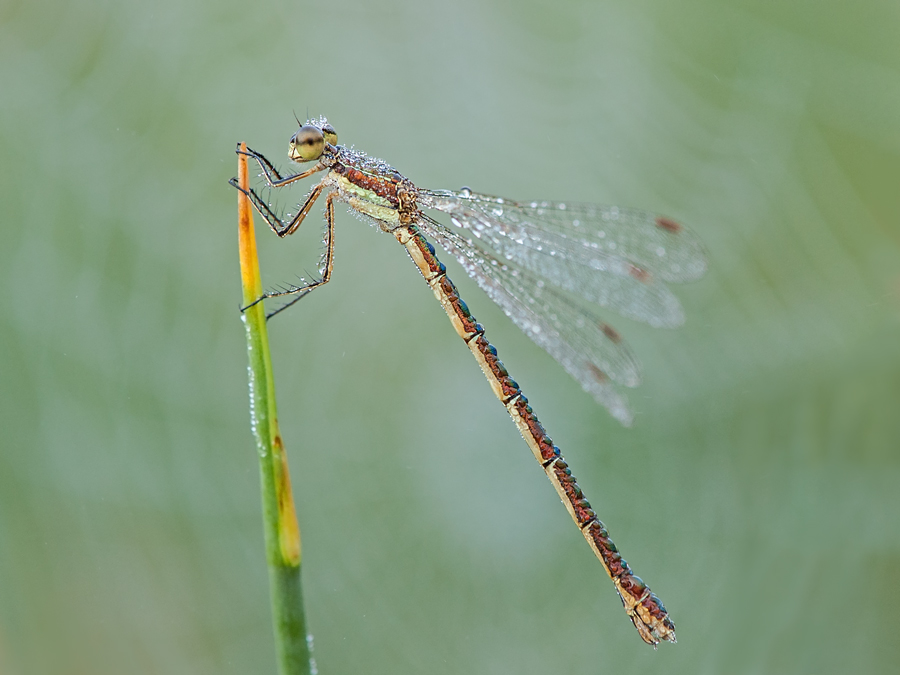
[230,151,336,315]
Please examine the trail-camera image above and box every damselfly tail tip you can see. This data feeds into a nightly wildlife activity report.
[632,615,677,647]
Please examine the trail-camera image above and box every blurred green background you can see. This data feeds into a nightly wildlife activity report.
[1,0,898,673]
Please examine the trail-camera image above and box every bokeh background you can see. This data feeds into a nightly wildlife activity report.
[2,0,898,673]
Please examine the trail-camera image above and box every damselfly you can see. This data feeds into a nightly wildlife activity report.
[229,117,706,646]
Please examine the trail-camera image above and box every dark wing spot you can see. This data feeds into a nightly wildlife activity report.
[586,363,609,384]
[655,216,682,234]
[599,323,622,344]
[628,264,651,283]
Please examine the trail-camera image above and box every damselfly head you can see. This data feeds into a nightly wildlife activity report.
[288,120,338,162]
[289,125,325,163]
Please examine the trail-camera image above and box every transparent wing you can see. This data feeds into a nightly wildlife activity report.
[419,189,707,328]
[418,215,638,426]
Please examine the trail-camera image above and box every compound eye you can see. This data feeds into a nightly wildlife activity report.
[322,123,338,146]
[290,125,325,161]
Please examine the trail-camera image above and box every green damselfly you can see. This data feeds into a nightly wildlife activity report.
[230,117,706,645]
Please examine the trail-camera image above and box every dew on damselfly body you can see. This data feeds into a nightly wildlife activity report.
[229,117,707,646]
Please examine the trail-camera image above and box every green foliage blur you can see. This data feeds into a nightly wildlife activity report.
[1,0,897,673]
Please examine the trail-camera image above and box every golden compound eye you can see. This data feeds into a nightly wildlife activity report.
[322,123,338,146]
[289,125,325,161]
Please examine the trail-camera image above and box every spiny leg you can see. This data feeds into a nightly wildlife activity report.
[229,176,327,238]
[243,192,337,319]
[234,143,323,188]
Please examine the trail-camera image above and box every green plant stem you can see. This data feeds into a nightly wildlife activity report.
[237,144,311,675]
